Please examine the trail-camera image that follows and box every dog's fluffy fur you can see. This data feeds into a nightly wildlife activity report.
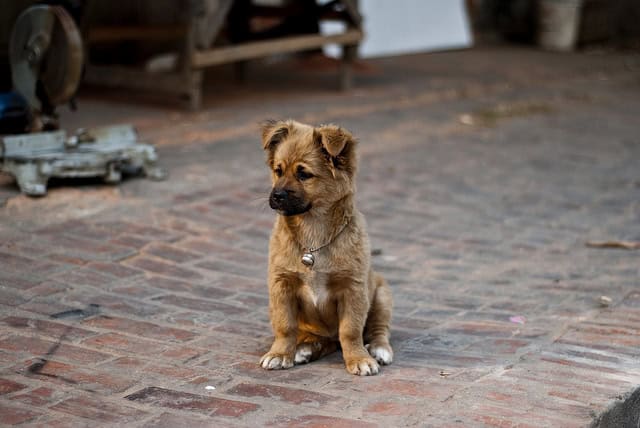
[259,119,393,376]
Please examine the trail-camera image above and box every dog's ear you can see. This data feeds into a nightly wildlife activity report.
[315,125,357,175]
[261,120,289,167]
[261,120,289,151]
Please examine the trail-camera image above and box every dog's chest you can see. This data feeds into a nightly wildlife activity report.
[299,270,330,309]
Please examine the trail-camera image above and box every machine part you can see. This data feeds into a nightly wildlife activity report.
[0,125,167,196]
[9,5,83,118]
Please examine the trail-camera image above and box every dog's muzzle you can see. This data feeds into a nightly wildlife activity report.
[269,188,311,216]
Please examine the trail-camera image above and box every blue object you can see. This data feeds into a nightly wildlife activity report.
[0,91,30,135]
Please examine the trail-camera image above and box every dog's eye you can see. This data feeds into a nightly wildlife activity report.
[274,166,283,177]
[296,167,313,181]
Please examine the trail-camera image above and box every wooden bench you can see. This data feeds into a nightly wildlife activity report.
[83,1,362,110]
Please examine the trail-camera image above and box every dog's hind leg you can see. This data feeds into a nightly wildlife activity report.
[294,334,338,365]
[364,272,394,365]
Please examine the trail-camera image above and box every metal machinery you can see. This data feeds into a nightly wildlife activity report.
[0,5,165,196]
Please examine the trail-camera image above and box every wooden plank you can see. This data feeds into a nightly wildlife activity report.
[191,29,363,68]
[88,25,187,43]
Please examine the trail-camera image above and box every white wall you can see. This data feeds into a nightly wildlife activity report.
[323,0,473,58]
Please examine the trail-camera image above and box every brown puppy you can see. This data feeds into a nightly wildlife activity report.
[259,119,393,376]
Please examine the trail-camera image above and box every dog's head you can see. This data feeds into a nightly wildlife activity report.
[261,119,358,216]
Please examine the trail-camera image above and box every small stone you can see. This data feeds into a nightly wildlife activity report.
[598,296,612,307]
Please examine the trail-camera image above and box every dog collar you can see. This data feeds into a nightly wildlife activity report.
[301,220,350,268]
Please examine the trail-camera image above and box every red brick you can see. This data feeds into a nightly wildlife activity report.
[142,276,234,299]
[102,356,146,369]
[178,239,264,265]
[174,238,221,254]
[50,395,147,423]
[144,364,202,380]
[46,253,90,266]
[0,335,111,364]
[0,378,26,395]
[97,358,212,385]
[269,415,377,428]
[24,280,70,297]
[540,356,628,375]
[153,295,246,315]
[15,359,136,394]
[227,292,269,308]
[0,403,41,425]
[143,242,202,263]
[196,259,263,279]
[0,251,62,277]
[109,283,160,298]
[124,256,203,280]
[93,221,182,242]
[392,316,438,331]
[0,273,42,290]
[87,262,143,278]
[141,412,223,428]
[17,301,75,317]
[109,234,153,249]
[161,346,206,362]
[125,386,259,417]
[0,239,50,258]
[0,316,96,341]
[441,321,519,338]
[82,316,196,342]
[141,276,193,292]
[9,387,58,406]
[67,293,163,317]
[368,379,459,401]
[227,382,336,406]
[0,289,33,307]
[364,401,419,416]
[40,234,135,261]
[82,333,167,355]
[464,338,531,355]
[211,319,271,338]
[51,268,114,287]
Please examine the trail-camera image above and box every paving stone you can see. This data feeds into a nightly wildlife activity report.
[267,414,377,428]
[226,382,337,406]
[124,256,204,280]
[82,315,196,342]
[0,378,27,395]
[0,316,96,342]
[0,403,41,425]
[8,386,60,407]
[143,242,203,263]
[0,335,111,365]
[81,333,168,356]
[153,295,247,316]
[50,395,148,423]
[126,386,260,417]
[12,359,136,394]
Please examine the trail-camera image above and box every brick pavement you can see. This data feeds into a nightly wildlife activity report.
[1,45,639,426]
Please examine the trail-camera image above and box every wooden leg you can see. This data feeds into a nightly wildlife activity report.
[185,69,203,111]
[339,44,357,91]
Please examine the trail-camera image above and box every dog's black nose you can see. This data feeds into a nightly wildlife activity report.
[271,188,288,202]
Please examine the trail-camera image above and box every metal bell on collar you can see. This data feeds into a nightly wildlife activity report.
[301,252,315,267]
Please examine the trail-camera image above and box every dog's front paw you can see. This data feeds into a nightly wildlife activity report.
[259,352,294,370]
[367,343,394,365]
[345,356,380,376]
